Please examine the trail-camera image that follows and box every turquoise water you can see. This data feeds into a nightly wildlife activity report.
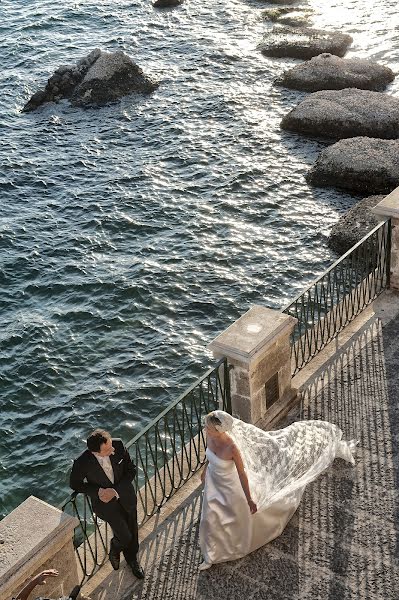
[0,0,398,518]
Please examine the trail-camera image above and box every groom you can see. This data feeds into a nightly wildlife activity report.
[69,429,144,579]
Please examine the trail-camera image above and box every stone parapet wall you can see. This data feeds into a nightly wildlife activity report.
[0,496,79,600]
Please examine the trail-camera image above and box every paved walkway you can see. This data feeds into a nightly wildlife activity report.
[87,300,399,600]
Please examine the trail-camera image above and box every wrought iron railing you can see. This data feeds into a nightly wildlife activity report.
[283,219,391,376]
[62,357,231,582]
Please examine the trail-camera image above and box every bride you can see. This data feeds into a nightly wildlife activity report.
[198,410,356,570]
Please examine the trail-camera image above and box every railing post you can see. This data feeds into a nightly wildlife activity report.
[208,306,297,426]
[372,186,399,290]
[224,358,232,415]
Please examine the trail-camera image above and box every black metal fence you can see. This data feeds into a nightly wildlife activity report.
[283,220,391,376]
[62,357,231,582]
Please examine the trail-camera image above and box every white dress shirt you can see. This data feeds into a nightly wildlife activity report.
[95,454,115,483]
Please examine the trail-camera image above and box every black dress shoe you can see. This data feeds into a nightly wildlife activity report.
[109,546,120,570]
[68,585,81,600]
[128,559,144,579]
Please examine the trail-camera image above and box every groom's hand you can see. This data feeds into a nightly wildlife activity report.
[99,488,117,503]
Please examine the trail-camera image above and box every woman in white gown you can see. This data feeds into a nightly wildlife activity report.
[198,410,356,570]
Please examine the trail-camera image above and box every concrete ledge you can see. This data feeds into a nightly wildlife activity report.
[0,496,79,600]
[372,185,399,218]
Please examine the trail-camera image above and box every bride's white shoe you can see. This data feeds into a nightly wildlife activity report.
[199,561,211,571]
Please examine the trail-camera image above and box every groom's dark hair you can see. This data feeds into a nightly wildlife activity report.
[87,429,111,452]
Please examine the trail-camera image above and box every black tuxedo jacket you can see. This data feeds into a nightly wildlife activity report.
[69,439,137,518]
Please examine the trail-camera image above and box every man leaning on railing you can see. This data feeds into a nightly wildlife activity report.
[69,429,144,579]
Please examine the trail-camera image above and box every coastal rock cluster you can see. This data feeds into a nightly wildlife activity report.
[265,7,398,253]
[23,49,158,112]
[21,2,398,254]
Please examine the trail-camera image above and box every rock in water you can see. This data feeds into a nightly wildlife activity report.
[278,53,395,92]
[261,0,298,4]
[259,27,352,59]
[22,49,158,112]
[71,51,158,107]
[328,196,384,254]
[281,89,399,140]
[153,0,183,6]
[306,137,399,194]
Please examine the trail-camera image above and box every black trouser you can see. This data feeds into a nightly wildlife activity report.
[106,500,139,563]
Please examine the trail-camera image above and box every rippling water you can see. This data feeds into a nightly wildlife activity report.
[0,0,398,517]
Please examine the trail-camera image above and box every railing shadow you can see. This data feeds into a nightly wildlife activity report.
[281,313,399,599]
[91,486,204,600]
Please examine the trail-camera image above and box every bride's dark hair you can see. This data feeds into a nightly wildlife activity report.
[205,413,222,430]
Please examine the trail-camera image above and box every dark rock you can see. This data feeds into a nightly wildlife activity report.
[86,49,102,65]
[58,77,75,95]
[281,89,399,140]
[328,195,384,254]
[22,89,48,112]
[153,0,183,6]
[48,73,62,87]
[55,65,73,76]
[278,53,395,92]
[261,0,298,4]
[71,50,158,108]
[77,57,89,68]
[259,26,352,59]
[22,49,158,112]
[306,137,399,194]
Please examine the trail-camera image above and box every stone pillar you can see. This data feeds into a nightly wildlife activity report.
[208,305,297,426]
[0,496,79,600]
[372,185,399,291]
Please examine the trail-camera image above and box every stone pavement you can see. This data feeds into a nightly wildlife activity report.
[86,298,399,600]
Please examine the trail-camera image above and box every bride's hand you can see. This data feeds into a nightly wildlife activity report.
[248,499,257,514]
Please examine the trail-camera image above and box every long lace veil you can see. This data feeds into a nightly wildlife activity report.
[210,410,356,510]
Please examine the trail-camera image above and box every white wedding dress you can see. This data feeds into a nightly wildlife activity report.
[199,411,356,567]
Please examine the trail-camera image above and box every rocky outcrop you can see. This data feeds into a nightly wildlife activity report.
[306,137,399,194]
[328,195,384,254]
[153,0,183,6]
[278,53,395,92]
[22,49,158,112]
[281,89,399,139]
[259,27,352,59]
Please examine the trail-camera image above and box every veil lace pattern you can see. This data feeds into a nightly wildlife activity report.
[211,410,356,510]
